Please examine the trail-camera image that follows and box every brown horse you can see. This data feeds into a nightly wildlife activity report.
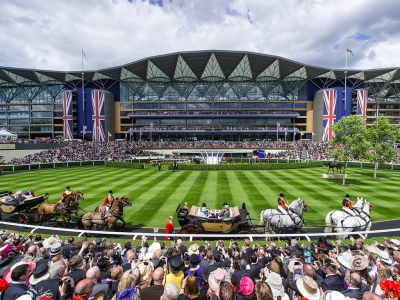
[81,197,130,230]
[94,196,131,213]
[37,191,84,226]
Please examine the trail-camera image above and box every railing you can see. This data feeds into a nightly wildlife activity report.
[0,220,399,241]
[0,160,106,172]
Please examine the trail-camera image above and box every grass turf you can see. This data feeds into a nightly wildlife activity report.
[0,166,398,228]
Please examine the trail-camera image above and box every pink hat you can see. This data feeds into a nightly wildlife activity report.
[238,276,254,296]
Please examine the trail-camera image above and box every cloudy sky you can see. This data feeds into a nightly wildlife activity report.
[1,0,399,72]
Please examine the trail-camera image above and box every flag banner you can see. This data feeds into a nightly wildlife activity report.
[322,89,337,141]
[277,122,280,131]
[140,127,142,136]
[82,48,87,60]
[83,125,87,134]
[294,127,298,134]
[91,90,105,142]
[150,123,154,131]
[62,91,73,140]
[129,127,134,136]
[284,127,288,135]
[346,47,354,56]
[357,89,368,119]
[108,131,112,137]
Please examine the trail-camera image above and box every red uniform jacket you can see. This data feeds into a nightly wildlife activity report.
[165,221,174,241]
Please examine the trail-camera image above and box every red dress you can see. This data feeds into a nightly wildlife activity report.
[165,221,174,241]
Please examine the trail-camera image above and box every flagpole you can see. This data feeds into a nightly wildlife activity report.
[344,46,348,115]
[82,49,84,112]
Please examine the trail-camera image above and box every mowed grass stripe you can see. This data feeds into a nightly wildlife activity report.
[217,172,232,206]
[232,171,266,212]
[200,172,218,206]
[140,172,189,226]
[181,172,208,205]
[225,171,250,205]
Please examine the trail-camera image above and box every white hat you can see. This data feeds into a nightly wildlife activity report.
[267,271,285,298]
[208,268,230,291]
[337,252,353,269]
[188,244,199,256]
[16,191,22,195]
[43,236,58,249]
[377,249,393,265]
[323,290,352,300]
[201,207,207,212]
[296,276,321,300]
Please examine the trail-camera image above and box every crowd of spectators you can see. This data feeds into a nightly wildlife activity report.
[0,231,398,300]
[1,139,399,165]
[136,126,283,131]
[1,140,333,164]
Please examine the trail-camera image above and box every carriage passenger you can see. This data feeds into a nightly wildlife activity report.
[277,193,289,214]
[219,204,231,219]
[199,206,209,218]
[103,190,114,211]
[3,191,14,203]
[14,191,26,203]
[24,188,35,198]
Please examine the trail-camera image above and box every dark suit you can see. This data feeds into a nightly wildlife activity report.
[35,277,74,300]
[3,282,28,299]
[249,262,263,280]
[321,274,344,291]
[341,288,363,300]
[140,284,164,300]
[62,243,75,259]
[122,262,132,272]
[231,269,252,293]
[66,269,87,285]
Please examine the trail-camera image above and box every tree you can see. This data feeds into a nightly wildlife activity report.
[329,115,369,185]
[366,117,400,178]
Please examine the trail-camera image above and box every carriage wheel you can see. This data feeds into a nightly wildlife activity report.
[179,225,203,240]
[16,214,29,225]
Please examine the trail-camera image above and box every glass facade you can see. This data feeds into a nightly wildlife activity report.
[0,51,399,140]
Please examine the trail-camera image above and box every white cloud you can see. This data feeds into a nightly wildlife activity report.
[0,0,399,71]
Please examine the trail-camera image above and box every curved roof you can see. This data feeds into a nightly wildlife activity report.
[0,50,399,86]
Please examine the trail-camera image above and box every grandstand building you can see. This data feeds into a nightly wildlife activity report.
[0,50,399,142]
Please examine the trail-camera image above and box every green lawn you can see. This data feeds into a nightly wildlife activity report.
[0,166,398,228]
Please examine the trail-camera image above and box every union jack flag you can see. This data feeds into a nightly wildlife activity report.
[357,89,368,119]
[62,91,73,140]
[129,127,134,136]
[91,90,105,142]
[322,89,337,141]
[82,125,87,135]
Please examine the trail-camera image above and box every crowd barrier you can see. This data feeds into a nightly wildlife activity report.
[1,221,399,241]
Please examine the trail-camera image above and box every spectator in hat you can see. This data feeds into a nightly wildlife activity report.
[3,263,30,299]
[199,206,209,218]
[164,257,184,290]
[50,243,64,257]
[184,254,204,290]
[231,259,253,293]
[237,276,255,300]
[34,260,74,300]
[350,255,373,291]
[207,268,231,300]
[29,259,50,286]
[266,271,289,300]
[295,276,321,300]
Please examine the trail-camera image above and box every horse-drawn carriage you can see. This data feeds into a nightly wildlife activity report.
[176,203,260,238]
[0,191,49,224]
